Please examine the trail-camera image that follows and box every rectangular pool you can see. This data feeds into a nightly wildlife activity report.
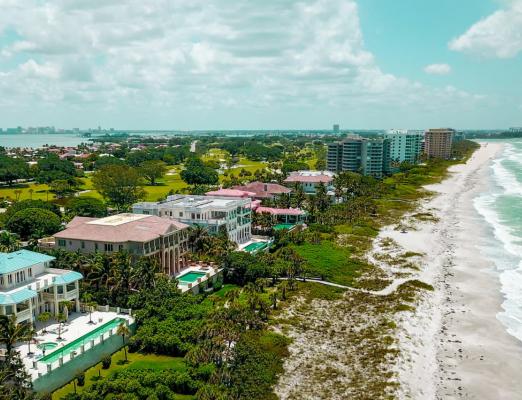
[244,241,268,252]
[39,317,126,364]
[177,271,206,284]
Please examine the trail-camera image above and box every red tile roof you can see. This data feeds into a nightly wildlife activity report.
[55,214,188,243]
[205,189,256,198]
[232,182,291,198]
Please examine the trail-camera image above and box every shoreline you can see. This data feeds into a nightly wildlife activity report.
[379,142,522,399]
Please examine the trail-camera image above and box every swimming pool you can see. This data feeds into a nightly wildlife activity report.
[244,241,268,253]
[39,317,126,364]
[37,342,58,351]
[177,271,206,284]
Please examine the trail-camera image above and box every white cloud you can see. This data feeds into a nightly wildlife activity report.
[0,0,485,127]
[449,0,522,58]
[424,63,451,75]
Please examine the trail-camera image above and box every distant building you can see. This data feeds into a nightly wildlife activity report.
[333,124,340,133]
[283,170,335,195]
[509,127,522,133]
[383,130,424,164]
[327,136,391,178]
[53,214,189,275]
[424,128,455,159]
[133,195,252,245]
[0,250,82,324]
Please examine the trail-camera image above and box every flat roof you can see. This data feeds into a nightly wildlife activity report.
[135,195,249,210]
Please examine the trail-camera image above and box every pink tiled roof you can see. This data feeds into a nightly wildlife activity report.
[255,207,305,216]
[232,182,291,198]
[55,214,188,243]
[284,175,333,184]
[205,189,256,198]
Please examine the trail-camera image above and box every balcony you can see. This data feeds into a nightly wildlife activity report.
[15,309,32,323]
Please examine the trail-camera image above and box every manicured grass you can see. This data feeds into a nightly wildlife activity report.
[0,182,55,202]
[52,349,187,400]
[211,283,240,298]
[292,241,368,286]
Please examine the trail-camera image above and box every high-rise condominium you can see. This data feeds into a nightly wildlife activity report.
[424,128,455,159]
[383,129,424,164]
[327,136,391,179]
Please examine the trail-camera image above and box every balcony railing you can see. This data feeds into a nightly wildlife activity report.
[15,309,32,323]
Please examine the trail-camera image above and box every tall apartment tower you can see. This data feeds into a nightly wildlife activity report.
[383,129,424,164]
[327,136,391,179]
[424,128,455,159]
[333,124,340,133]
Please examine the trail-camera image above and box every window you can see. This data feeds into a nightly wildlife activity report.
[143,210,150,215]
[119,245,123,251]
[58,239,66,247]
[8,275,12,284]
[179,212,183,217]
[81,241,85,249]
[94,243,99,251]
[28,268,32,277]
[104,243,114,252]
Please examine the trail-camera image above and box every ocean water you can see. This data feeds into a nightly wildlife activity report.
[474,139,522,342]
[0,133,88,148]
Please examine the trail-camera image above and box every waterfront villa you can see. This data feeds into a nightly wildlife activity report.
[133,195,252,245]
[254,206,307,230]
[231,181,292,200]
[0,250,82,324]
[283,170,335,195]
[52,213,189,275]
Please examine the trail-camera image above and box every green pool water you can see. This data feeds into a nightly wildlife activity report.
[177,271,206,284]
[39,317,126,364]
[244,242,268,252]
[37,342,57,351]
[273,223,296,231]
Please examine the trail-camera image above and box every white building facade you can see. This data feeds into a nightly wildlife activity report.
[0,250,82,324]
[383,129,424,164]
[133,195,252,245]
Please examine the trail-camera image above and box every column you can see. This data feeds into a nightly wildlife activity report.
[75,281,80,312]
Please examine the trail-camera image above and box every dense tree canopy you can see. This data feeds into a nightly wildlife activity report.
[65,197,107,218]
[92,165,145,211]
[180,157,219,186]
[139,160,167,185]
[0,156,30,186]
[6,208,62,239]
[35,153,78,184]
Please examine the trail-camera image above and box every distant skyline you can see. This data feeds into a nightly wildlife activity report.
[0,0,521,130]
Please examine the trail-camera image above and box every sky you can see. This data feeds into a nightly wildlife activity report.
[0,0,521,130]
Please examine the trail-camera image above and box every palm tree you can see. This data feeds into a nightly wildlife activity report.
[55,313,66,340]
[0,231,20,253]
[25,326,36,356]
[131,256,159,290]
[269,291,278,310]
[82,293,98,325]
[87,253,113,289]
[0,315,31,360]
[224,288,241,305]
[279,281,289,300]
[116,322,130,362]
[37,312,52,334]
[188,225,210,254]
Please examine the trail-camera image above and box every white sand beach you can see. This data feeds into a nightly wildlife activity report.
[382,142,522,399]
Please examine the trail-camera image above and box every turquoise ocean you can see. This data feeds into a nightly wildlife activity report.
[474,139,522,342]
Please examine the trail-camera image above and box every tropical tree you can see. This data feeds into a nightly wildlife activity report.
[25,326,36,356]
[37,312,52,334]
[139,160,167,185]
[55,312,66,340]
[0,315,31,359]
[87,253,114,290]
[5,208,62,240]
[269,291,278,310]
[131,256,159,291]
[188,225,210,254]
[0,231,20,252]
[83,293,97,325]
[65,196,107,218]
[116,322,131,362]
[92,164,145,211]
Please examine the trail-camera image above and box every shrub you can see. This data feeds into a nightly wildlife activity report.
[101,355,112,369]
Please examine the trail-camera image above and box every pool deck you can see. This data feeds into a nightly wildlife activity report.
[176,264,222,294]
[16,311,133,380]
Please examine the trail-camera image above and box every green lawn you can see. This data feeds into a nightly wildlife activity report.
[52,349,188,400]
[292,241,368,286]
